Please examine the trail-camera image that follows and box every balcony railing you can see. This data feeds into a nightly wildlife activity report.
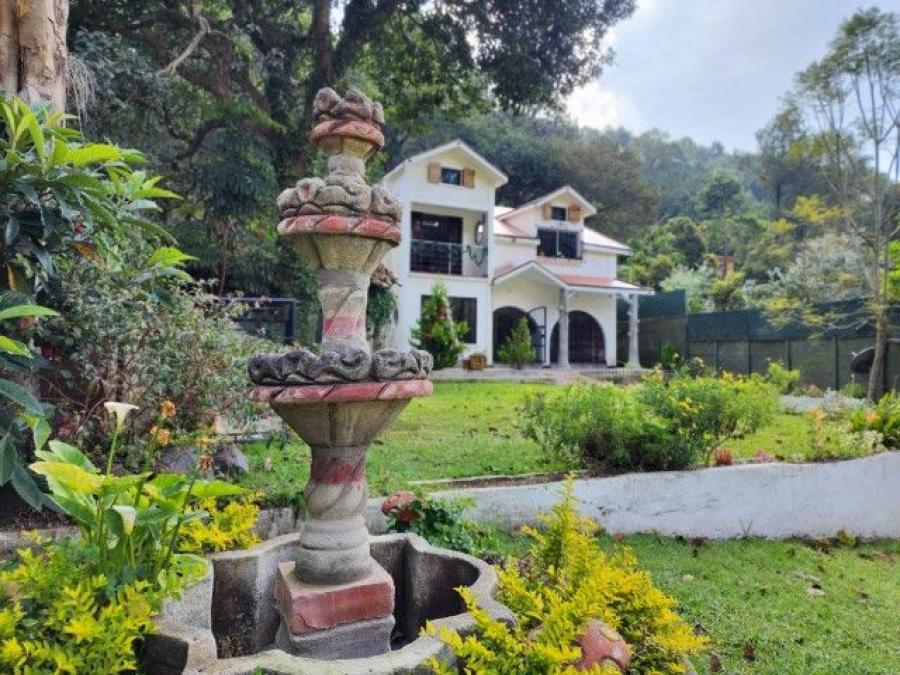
[410,239,488,276]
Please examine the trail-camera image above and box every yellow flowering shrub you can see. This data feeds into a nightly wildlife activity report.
[179,496,261,554]
[426,479,707,674]
[0,543,160,674]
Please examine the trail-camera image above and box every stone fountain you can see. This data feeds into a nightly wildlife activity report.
[143,89,512,675]
[247,87,434,658]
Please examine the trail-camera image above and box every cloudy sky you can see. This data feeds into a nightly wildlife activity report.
[566,0,874,151]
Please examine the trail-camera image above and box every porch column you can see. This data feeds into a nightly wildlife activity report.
[558,289,570,369]
[627,293,640,367]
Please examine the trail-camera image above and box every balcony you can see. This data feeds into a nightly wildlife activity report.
[410,239,488,277]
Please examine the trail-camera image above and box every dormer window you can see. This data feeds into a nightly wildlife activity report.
[538,229,581,260]
[441,167,462,185]
[550,206,567,221]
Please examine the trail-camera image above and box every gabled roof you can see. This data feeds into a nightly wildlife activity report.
[492,260,652,295]
[382,139,509,186]
[497,185,598,222]
[582,229,632,254]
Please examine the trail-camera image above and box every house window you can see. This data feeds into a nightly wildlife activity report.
[537,229,581,260]
[440,167,462,185]
[411,212,463,274]
[550,206,567,221]
[421,295,477,343]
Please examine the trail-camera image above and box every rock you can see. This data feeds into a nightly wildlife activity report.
[157,445,202,475]
[575,619,631,672]
[214,444,250,477]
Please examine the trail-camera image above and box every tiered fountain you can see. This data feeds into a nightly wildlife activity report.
[142,88,511,674]
[247,87,433,658]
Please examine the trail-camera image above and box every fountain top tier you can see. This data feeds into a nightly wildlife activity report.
[248,87,432,401]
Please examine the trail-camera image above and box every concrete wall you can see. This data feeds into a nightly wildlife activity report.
[367,453,900,539]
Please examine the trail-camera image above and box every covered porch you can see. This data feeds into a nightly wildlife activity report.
[491,261,651,367]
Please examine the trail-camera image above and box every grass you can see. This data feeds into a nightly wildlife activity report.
[725,412,813,461]
[238,381,567,505]
[479,527,900,674]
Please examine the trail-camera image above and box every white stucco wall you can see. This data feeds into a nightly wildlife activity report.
[377,453,900,539]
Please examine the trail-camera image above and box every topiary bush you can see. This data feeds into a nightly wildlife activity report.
[498,316,536,369]
[425,478,707,673]
[411,282,468,369]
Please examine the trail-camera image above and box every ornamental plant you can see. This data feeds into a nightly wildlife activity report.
[425,479,707,673]
[498,316,535,369]
[847,393,900,448]
[411,282,468,369]
[382,491,479,554]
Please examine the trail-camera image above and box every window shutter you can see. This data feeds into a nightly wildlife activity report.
[568,205,582,223]
[427,162,441,183]
[462,168,476,188]
[542,204,552,220]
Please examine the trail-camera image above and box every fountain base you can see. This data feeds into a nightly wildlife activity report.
[275,560,395,657]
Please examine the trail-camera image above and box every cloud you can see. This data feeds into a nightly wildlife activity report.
[566,80,639,130]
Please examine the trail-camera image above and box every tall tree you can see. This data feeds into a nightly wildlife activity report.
[0,0,68,112]
[792,7,899,399]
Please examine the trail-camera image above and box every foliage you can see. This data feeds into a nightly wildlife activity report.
[807,407,886,461]
[523,373,779,470]
[411,283,468,369]
[766,362,802,395]
[658,342,683,370]
[178,496,261,554]
[367,284,398,335]
[0,297,57,507]
[0,541,160,674]
[39,248,270,460]
[847,393,900,448]
[425,479,707,674]
[383,493,478,555]
[660,265,715,313]
[497,316,535,369]
[0,97,177,299]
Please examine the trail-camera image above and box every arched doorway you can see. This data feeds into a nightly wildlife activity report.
[550,311,605,364]
[493,307,542,363]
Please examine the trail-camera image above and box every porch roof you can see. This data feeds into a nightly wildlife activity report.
[492,260,652,295]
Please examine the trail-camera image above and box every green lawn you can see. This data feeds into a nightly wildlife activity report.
[725,412,813,461]
[480,529,900,674]
[239,381,567,505]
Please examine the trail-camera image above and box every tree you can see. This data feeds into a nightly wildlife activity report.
[498,317,535,369]
[790,7,899,399]
[0,0,69,112]
[660,265,715,314]
[411,283,467,370]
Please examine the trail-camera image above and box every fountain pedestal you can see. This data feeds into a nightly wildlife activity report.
[248,88,433,659]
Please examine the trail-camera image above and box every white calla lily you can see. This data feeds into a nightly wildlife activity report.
[103,401,139,432]
[112,505,136,535]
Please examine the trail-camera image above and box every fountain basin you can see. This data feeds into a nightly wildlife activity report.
[144,532,513,674]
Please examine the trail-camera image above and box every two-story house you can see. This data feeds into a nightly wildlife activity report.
[381,139,650,367]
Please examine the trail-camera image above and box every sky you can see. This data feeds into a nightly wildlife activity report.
[566,0,882,152]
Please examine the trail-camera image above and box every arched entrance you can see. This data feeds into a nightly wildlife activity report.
[550,311,605,364]
[493,306,542,363]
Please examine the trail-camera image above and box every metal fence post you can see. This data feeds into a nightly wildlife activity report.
[833,337,840,391]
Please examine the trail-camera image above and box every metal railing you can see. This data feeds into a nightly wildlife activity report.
[410,239,488,276]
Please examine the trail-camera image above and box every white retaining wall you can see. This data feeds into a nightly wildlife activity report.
[366,453,900,539]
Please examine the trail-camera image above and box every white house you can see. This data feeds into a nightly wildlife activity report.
[381,139,651,367]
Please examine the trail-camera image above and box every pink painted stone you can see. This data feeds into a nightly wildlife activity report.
[275,561,395,634]
[575,619,631,672]
[251,380,433,407]
[381,491,419,523]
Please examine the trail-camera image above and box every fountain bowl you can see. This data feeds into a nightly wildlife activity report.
[143,532,514,674]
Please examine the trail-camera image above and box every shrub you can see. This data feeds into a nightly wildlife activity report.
[766,361,801,394]
[497,316,535,369]
[39,251,270,464]
[659,342,682,370]
[0,541,161,673]
[840,380,867,399]
[808,408,886,461]
[523,372,778,471]
[847,393,900,448]
[382,492,478,554]
[425,479,707,673]
[179,496,261,554]
[411,283,468,369]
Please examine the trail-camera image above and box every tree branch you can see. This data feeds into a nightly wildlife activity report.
[158,0,210,76]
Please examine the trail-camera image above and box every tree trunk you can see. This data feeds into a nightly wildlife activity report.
[867,305,888,401]
[0,0,68,112]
